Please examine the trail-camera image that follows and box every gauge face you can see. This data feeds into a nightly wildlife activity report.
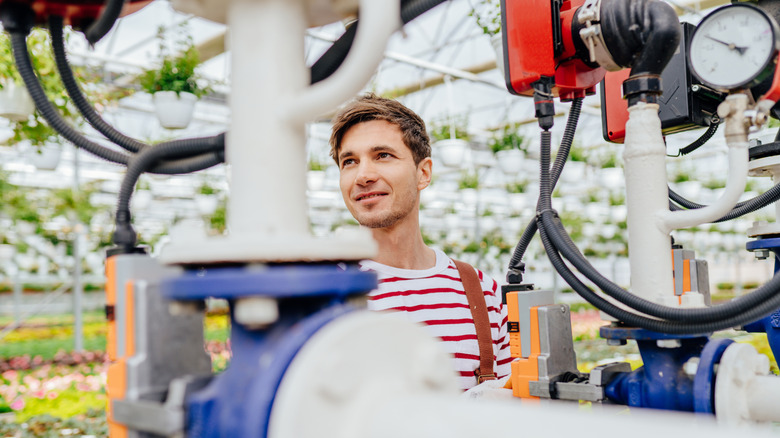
[689,4,780,90]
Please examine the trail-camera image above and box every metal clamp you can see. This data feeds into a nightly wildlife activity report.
[577,0,621,71]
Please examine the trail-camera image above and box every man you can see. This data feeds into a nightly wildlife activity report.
[330,93,511,391]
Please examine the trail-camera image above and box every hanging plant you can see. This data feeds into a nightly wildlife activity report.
[468,0,502,37]
[139,25,211,129]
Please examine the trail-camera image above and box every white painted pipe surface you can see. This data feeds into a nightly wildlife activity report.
[227,0,309,236]
[660,145,748,231]
[746,374,780,422]
[284,0,401,123]
[361,394,779,438]
[622,102,674,303]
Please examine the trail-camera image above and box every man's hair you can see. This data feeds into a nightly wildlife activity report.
[330,93,431,165]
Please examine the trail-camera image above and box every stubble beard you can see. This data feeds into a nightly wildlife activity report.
[355,195,416,229]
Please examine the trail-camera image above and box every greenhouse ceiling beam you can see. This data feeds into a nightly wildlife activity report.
[379,59,497,99]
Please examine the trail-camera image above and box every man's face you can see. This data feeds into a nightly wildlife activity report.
[338,120,432,229]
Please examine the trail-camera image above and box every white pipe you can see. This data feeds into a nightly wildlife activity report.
[622,102,674,302]
[227,0,309,236]
[362,394,779,438]
[660,98,749,231]
[747,375,780,422]
[283,0,401,123]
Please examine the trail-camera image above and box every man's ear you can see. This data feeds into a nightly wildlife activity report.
[417,157,433,191]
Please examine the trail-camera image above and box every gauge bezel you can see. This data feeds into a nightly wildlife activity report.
[688,3,780,91]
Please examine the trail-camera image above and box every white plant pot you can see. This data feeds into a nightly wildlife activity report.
[132,190,153,210]
[153,91,197,129]
[27,144,62,170]
[0,81,35,121]
[0,244,16,263]
[495,149,525,175]
[435,139,468,168]
[195,194,219,215]
[491,32,505,80]
[307,170,326,191]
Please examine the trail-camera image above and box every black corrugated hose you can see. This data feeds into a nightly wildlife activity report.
[533,108,780,333]
[310,0,447,85]
[84,0,126,46]
[113,133,226,250]
[507,98,583,279]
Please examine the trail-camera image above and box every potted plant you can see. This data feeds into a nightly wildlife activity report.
[139,27,210,130]
[489,126,526,174]
[194,180,220,215]
[0,32,34,121]
[470,0,503,77]
[430,117,471,168]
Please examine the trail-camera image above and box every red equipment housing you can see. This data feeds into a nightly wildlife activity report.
[0,0,151,28]
[502,0,605,101]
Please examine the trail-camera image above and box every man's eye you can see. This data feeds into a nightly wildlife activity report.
[378,152,391,159]
[341,158,355,167]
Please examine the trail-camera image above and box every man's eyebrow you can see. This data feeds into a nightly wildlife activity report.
[338,144,397,163]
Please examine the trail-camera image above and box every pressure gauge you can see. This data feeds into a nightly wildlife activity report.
[689,4,780,90]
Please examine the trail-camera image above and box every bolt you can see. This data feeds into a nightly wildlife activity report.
[234,297,279,329]
[606,339,627,346]
[754,249,771,260]
[683,357,700,377]
[691,85,700,93]
[656,339,682,349]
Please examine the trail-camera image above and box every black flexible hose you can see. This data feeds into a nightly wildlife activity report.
[507,98,583,276]
[11,30,132,165]
[84,0,126,46]
[113,133,225,248]
[677,121,718,156]
[669,182,780,222]
[50,16,146,153]
[309,0,447,85]
[535,124,780,333]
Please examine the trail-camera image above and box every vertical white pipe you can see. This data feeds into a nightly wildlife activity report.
[227,0,309,236]
[622,102,674,303]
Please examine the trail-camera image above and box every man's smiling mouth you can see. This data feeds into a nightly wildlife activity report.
[356,193,387,201]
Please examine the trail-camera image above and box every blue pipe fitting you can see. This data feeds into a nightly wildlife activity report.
[744,237,780,362]
[158,264,378,438]
[605,337,708,410]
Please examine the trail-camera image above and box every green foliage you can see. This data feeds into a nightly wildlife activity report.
[208,200,227,234]
[16,389,106,423]
[458,171,480,189]
[50,185,100,224]
[430,116,470,141]
[489,127,526,154]
[308,159,326,171]
[673,171,691,183]
[469,0,502,36]
[505,180,527,193]
[569,145,588,162]
[139,26,210,98]
[198,182,217,195]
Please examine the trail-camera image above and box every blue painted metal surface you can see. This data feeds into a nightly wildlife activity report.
[160,264,377,300]
[167,264,377,438]
[692,338,734,414]
[600,326,708,340]
[187,303,354,438]
[604,337,708,410]
[744,237,780,362]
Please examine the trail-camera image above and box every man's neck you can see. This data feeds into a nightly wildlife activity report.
[370,218,436,270]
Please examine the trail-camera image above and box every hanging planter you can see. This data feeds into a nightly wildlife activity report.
[139,30,210,130]
[435,138,469,168]
[495,148,524,174]
[27,143,62,170]
[0,81,34,121]
[153,91,197,129]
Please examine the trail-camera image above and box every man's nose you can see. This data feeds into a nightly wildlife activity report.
[355,160,378,185]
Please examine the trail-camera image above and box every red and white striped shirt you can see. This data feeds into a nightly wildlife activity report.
[361,249,512,391]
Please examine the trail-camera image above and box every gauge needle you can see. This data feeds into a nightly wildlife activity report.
[705,34,748,55]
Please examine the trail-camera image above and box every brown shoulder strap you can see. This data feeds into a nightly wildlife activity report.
[453,260,496,384]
